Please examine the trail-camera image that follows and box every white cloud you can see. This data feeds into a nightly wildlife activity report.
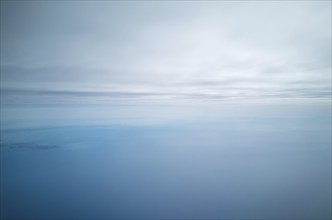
[1,1,331,104]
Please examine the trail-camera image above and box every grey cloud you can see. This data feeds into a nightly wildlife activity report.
[1,1,331,104]
[1,85,330,105]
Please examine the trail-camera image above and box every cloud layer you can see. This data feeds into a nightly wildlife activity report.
[1,1,331,104]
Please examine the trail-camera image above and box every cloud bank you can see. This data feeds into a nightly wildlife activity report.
[1,1,331,104]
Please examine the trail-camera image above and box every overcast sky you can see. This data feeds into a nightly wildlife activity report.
[0,1,331,104]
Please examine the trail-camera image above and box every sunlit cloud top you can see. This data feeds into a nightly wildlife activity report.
[1,1,331,104]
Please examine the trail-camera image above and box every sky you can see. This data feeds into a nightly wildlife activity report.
[0,2,331,219]
[1,1,331,105]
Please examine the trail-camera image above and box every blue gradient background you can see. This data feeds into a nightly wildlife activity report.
[1,103,331,219]
[1,1,331,219]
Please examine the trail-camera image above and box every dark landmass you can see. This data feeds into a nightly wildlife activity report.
[0,140,59,150]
